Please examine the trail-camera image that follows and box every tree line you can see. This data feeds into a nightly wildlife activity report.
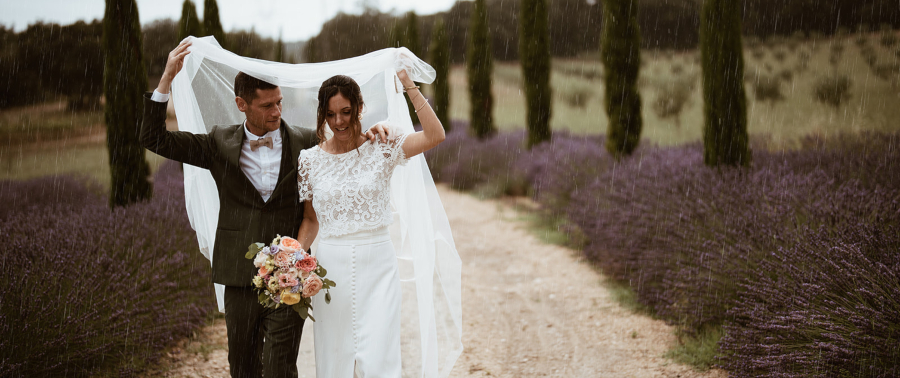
[0,0,285,110]
[0,21,104,109]
[303,0,900,63]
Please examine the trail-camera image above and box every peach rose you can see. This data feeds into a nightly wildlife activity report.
[280,237,302,252]
[274,251,293,269]
[281,291,302,305]
[258,265,271,276]
[302,274,323,297]
[296,256,318,273]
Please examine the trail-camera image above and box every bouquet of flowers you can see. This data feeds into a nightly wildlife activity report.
[244,235,335,321]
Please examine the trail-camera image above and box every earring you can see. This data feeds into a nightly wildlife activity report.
[358,112,364,121]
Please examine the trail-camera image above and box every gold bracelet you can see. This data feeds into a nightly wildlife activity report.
[414,100,429,113]
[409,91,421,102]
[404,85,420,92]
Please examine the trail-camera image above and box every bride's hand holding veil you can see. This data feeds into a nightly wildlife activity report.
[389,68,446,158]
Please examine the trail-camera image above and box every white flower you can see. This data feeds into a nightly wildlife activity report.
[253,252,269,268]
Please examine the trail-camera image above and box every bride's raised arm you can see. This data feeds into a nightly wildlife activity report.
[394,69,446,158]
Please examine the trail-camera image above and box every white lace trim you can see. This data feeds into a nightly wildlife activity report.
[298,132,410,238]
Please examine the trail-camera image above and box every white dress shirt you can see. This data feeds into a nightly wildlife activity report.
[151,90,283,202]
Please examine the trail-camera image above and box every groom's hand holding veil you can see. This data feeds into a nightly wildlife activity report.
[156,40,192,95]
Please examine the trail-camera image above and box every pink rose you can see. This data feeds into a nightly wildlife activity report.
[302,274,323,298]
[274,251,294,269]
[278,273,299,288]
[258,265,271,276]
[296,256,318,273]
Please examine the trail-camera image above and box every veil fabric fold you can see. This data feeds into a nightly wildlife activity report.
[171,36,461,377]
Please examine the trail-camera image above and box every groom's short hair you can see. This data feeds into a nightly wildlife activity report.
[234,72,277,104]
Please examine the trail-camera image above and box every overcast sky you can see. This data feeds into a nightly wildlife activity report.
[0,0,458,41]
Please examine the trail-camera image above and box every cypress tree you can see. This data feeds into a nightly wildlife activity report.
[303,37,319,63]
[405,12,421,124]
[405,12,420,57]
[103,0,152,206]
[700,0,750,167]
[203,0,227,48]
[467,0,495,139]
[389,13,422,124]
[429,18,451,130]
[275,32,284,63]
[601,0,643,158]
[519,0,552,148]
[389,20,405,48]
[178,0,203,41]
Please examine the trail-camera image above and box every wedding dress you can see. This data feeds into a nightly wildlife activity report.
[170,36,461,377]
[298,132,412,377]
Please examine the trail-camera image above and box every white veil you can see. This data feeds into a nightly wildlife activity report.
[171,36,462,377]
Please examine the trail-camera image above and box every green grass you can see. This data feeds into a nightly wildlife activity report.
[604,278,653,315]
[0,101,168,187]
[0,143,166,187]
[0,101,104,145]
[514,209,588,249]
[439,30,900,150]
[664,326,723,371]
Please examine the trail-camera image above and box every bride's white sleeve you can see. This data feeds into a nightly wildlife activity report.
[383,131,411,168]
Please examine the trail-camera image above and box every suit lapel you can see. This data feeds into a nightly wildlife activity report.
[287,124,310,163]
[224,123,266,206]
[224,123,246,173]
[268,121,303,204]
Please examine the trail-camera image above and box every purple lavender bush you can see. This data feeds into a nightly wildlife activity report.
[426,122,900,375]
[425,123,529,196]
[565,133,899,376]
[513,132,608,211]
[720,225,900,377]
[0,161,216,377]
[425,123,609,200]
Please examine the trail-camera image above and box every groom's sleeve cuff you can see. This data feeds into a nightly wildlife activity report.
[150,90,170,103]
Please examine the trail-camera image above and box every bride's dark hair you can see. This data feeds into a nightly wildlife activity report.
[316,75,365,146]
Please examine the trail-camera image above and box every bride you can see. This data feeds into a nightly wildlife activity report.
[294,70,444,377]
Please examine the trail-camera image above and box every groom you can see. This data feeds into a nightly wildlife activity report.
[140,41,390,377]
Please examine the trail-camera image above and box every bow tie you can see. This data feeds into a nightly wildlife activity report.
[249,136,273,151]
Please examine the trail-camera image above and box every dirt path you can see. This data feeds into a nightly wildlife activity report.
[147,185,725,378]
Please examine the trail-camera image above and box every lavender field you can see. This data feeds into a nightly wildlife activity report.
[426,123,900,376]
[0,161,216,377]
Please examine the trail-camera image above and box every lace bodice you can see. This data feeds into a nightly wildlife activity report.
[298,133,410,238]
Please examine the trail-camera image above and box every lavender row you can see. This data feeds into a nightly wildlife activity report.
[425,126,900,376]
[0,161,216,377]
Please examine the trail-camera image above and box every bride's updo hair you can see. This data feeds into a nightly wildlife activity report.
[316,75,365,144]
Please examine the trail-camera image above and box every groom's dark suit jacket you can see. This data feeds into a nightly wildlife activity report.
[140,93,317,287]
